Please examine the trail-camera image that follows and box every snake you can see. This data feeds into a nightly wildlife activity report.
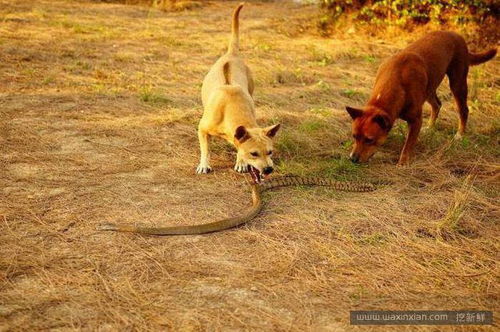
[97,175,375,236]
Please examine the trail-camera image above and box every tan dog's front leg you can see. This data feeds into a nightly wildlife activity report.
[398,117,422,166]
[196,129,212,174]
[234,155,249,173]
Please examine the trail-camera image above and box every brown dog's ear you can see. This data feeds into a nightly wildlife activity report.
[235,126,250,143]
[373,114,392,131]
[265,123,281,138]
[345,106,363,119]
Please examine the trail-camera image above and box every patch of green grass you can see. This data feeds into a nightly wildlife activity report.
[42,76,55,85]
[495,91,500,103]
[275,131,308,158]
[76,61,92,70]
[418,126,449,150]
[357,233,387,246]
[341,139,353,150]
[469,98,481,111]
[275,159,308,176]
[92,82,104,92]
[57,19,113,37]
[363,55,377,63]
[459,136,471,148]
[309,107,332,117]
[299,120,326,133]
[316,80,331,91]
[387,122,407,144]
[254,42,271,52]
[340,88,365,100]
[211,140,234,156]
[445,131,499,158]
[22,68,37,77]
[316,157,364,181]
[113,52,134,62]
[91,84,122,97]
[139,86,172,106]
[348,285,368,303]
[310,48,335,66]
[469,67,485,100]
[157,35,184,47]
[332,47,359,61]
[30,8,47,19]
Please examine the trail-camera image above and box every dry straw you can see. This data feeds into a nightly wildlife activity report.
[1,0,498,330]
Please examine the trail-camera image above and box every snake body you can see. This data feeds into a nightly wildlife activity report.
[97,176,375,236]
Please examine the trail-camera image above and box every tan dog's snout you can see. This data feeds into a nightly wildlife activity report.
[263,166,273,175]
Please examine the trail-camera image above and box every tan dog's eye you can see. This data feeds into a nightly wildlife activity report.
[250,152,259,157]
[267,150,273,156]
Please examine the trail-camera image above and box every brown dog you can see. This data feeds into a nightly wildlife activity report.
[345,31,496,165]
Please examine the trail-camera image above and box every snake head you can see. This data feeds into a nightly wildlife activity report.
[249,166,264,184]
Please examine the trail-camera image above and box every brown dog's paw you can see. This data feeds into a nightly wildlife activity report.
[453,132,464,141]
[397,156,410,167]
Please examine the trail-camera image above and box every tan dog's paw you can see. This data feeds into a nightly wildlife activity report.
[196,164,212,174]
[234,160,249,173]
[453,132,464,140]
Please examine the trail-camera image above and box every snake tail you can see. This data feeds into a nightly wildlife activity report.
[97,176,375,236]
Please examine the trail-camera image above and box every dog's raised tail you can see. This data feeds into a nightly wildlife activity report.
[228,3,244,54]
[469,48,497,66]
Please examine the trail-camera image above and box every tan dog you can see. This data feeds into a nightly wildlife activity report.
[345,31,496,165]
[196,3,280,182]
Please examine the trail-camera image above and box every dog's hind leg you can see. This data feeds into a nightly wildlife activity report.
[426,92,442,128]
[246,65,254,97]
[448,66,469,139]
[196,128,212,174]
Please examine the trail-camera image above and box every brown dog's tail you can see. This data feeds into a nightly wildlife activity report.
[468,48,497,66]
[228,3,244,54]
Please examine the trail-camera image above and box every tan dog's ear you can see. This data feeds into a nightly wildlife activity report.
[345,106,363,119]
[265,123,281,138]
[235,126,250,143]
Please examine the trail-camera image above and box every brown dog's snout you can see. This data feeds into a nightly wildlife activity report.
[350,153,360,163]
[263,166,273,175]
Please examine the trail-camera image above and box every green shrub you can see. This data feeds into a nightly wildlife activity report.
[320,0,498,28]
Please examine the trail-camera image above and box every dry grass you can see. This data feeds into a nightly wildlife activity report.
[0,0,499,330]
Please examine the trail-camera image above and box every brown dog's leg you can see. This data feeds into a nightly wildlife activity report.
[426,92,441,128]
[448,67,469,139]
[398,115,423,166]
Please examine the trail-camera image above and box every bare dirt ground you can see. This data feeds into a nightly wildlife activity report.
[1,0,498,330]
